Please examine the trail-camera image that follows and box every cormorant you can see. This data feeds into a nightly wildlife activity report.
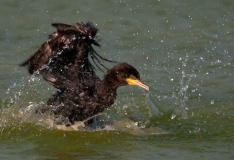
[20,22,149,126]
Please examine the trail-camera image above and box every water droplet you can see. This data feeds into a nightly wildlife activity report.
[171,114,176,119]
[211,100,214,104]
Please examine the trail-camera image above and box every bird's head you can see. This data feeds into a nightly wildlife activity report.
[104,63,149,91]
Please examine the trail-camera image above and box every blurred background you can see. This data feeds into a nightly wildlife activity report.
[0,0,234,159]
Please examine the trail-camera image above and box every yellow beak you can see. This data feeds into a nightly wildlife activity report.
[126,78,149,91]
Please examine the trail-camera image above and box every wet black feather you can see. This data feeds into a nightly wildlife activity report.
[20,22,143,125]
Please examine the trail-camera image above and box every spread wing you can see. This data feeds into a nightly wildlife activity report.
[20,22,117,88]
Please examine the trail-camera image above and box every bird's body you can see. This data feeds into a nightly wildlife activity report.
[21,22,149,126]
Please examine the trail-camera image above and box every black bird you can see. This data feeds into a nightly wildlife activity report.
[21,22,149,126]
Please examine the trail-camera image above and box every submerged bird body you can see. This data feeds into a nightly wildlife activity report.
[21,22,149,125]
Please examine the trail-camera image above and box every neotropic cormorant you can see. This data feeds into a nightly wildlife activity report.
[21,22,149,126]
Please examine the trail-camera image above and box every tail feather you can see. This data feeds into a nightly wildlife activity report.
[19,59,29,66]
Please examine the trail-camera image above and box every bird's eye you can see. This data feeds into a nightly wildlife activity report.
[129,75,136,79]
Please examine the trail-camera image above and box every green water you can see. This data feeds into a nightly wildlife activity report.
[1,0,234,159]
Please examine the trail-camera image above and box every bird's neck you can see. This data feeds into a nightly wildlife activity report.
[95,79,118,105]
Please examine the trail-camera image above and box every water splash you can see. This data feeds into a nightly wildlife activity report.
[0,75,46,131]
[0,74,165,135]
[145,92,158,117]
[171,54,195,119]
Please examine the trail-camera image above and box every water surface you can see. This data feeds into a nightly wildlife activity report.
[0,0,234,159]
